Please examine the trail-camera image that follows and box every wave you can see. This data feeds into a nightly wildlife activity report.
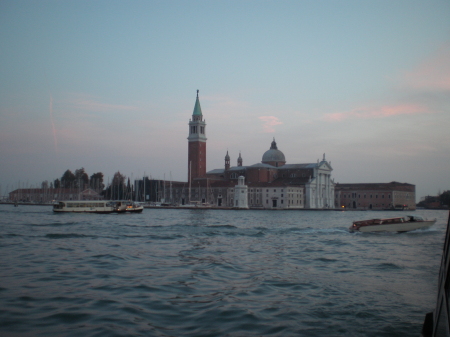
[374,262,403,270]
[27,221,79,227]
[45,233,91,239]
[43,312,91,324]
[206,224,237,229]
[91,254,125,260]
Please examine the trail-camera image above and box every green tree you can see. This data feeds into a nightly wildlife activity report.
[104,171,126,200]
[90,172,105,191]
[54,179,60,189]
[75,168,89,189]
[61,170,76,188]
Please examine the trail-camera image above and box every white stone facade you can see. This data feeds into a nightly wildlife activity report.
[304,159,335,209]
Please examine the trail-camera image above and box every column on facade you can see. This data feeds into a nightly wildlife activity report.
[318,173,322,208]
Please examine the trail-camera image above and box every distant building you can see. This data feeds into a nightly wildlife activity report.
[167,91,336,209]
[335,182,416,210]
[8,188,102,203]
[418,195,448,209]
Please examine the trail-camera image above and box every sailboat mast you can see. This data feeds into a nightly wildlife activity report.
[170,172,172,204]
[143,173,146,202]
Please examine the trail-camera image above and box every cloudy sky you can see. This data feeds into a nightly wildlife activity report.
[1,0,449,201]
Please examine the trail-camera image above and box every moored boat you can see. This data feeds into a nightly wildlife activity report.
[349,215,436,233]
[113,201,144,213]
[125,202,144,213]
[53,200,115,214]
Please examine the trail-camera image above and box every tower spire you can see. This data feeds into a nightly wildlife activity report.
[192,90,203,117]
[237,152,243,167]
[188,90,207,183]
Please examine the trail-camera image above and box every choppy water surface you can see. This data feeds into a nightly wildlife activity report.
[0,205,448,336]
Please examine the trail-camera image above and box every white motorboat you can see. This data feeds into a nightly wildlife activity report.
[349,215,436,233]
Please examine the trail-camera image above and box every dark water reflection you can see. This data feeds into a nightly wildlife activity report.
[0,205,447,336]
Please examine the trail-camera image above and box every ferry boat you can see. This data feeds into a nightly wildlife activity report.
[349,215,436,233]
[53,201,115,214]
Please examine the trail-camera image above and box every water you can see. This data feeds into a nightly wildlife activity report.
[0,205,448,336]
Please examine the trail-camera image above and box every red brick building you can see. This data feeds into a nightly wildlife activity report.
[8,188,102,203]
[335,182,416,210]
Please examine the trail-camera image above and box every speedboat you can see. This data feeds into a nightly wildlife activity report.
[349,215,436,233]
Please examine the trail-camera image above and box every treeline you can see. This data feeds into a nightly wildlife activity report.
[417,190,450,209]
[50,168,105,191]
[41,168,132,199]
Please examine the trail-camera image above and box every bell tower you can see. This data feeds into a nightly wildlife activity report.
[225,151,230,170]
[188,90,207,183]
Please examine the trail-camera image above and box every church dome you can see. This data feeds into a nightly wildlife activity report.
[262,139,286,166]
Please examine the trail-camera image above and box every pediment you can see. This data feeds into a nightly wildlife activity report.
[318,161,333,171]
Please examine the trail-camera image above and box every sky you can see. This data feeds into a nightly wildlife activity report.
[1,0,449,201]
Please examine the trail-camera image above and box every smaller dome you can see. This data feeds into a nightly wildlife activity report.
[225,151,230,161]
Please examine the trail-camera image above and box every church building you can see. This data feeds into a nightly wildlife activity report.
[175,91,336,209]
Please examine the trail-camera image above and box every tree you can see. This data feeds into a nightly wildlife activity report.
[104,171,126,200]
[440,190,450,207]
[54,179,60,189]
[90,172,105,191]
[75,168,89,189]
[61,170,76,188]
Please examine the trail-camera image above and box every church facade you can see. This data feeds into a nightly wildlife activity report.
[177,91,336,209]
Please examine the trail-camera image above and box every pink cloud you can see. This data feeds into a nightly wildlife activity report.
[323,104,429,122]
[259,116,283,132]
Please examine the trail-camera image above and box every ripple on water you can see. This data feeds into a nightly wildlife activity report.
[0,206,446,337]
[45,233,92,239]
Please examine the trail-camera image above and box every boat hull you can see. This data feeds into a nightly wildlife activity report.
[126,206,144,213]
[53,209,114,214]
